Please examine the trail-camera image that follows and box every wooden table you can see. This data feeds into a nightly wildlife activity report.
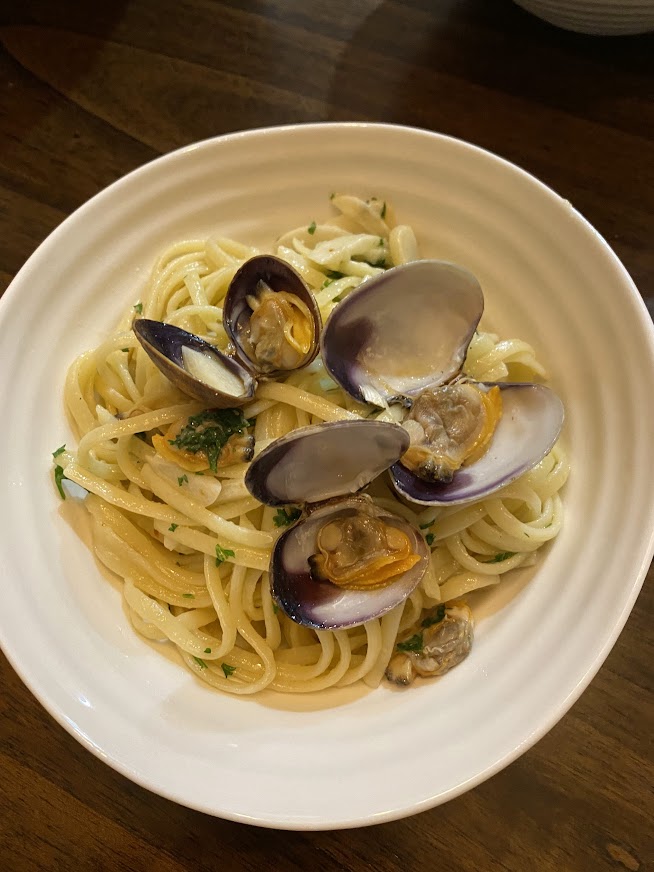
[1,1,652,869]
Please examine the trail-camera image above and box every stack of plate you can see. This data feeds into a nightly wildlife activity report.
[513,0,654,34]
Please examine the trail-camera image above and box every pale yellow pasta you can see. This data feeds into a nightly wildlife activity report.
[59,195,569,695]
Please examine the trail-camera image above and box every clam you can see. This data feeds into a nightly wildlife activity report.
[244,420,430,629]
[134,255,321,407]
[321,260,564,506]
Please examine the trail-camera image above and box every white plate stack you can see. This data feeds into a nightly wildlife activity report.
[513,0,654,34]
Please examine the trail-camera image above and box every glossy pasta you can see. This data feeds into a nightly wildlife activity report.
[60,195,569,695]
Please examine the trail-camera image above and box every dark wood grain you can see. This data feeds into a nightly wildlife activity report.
[1,1,652,869]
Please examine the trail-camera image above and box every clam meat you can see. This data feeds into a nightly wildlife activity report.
[401,383,502,483]
[240,281,315,371]
[385,601,474,686]
[309,512,420,590]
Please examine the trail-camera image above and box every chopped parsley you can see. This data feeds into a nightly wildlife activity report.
[204,647,212,654]
[322,278,332,288]
[486,551,516,563]
[272,603,280,614]
[273,507,302,527]
[378,237,384,246]
[308,221,317,235]
[327,270,347,280]
[425,533,435,546]
[177,474,188,486]
[329,192,335,200]
[121,348,129,352]
[169,523,178,532]
[182,593,194,599]
[397,633,424,653]
[419,519,435,530]
[332,294,344,303]
[192,656,207,669]
[221,663,236,678]
[134,302,143,314]
[422,605,446,628]
[52,444,66,459]
[215,544,235,566]
[381,201,387,219]
[54,465,67,499]
[170,408,251,473]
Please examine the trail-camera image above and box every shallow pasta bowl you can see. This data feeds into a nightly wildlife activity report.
[0,123,653,829]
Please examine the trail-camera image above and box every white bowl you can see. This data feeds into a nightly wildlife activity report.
[513,0,654,34]
[1,123,653,829]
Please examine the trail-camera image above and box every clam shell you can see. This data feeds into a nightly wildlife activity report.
[390,383,564,505]
[271,497,430,629]
[321,260,484,406]
[133,319,255,407]
[244,420,409,506]
[224,254,322,376]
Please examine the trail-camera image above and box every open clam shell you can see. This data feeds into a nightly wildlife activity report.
[133,319,255,407]
[224,254,322,377]
[245,419,409,506]
[321,260,484,406]
[271,497,430,630]
[390,383,565,505]
[244,420,429,629]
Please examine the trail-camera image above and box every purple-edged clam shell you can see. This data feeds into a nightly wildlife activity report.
[245,420,409,506]
[224,254,322,376]
[271,498,430,629]
[133,319,255,407]
[390,383,564,506]
[321,260,484,406]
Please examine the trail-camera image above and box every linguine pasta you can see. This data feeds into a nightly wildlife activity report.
[58,195,569,695]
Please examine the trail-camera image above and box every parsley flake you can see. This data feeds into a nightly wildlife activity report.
[378,237,384,246]
[215,544,235,566]
[170,408,251,473]
[177,474,188,486]
[221,663,236,678]
[308,221,317,235]
[322,278,332,288]
[52,444,66,459]
[419,519,435,530]
[54,465,67,500]
[121,348,129,353]
[192,656,207,669]
[134,302,143,314]
[425,533,435,546]
[397,633,424,653]
[487,551,516,563]
[381,201,387,219]
[182,593,194,599]
[272,603,280,615]
[332,294,344,303]
[204,647,212,654]
[421,605,446,628]
[169,523,178,532]
[273,507,302,527]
